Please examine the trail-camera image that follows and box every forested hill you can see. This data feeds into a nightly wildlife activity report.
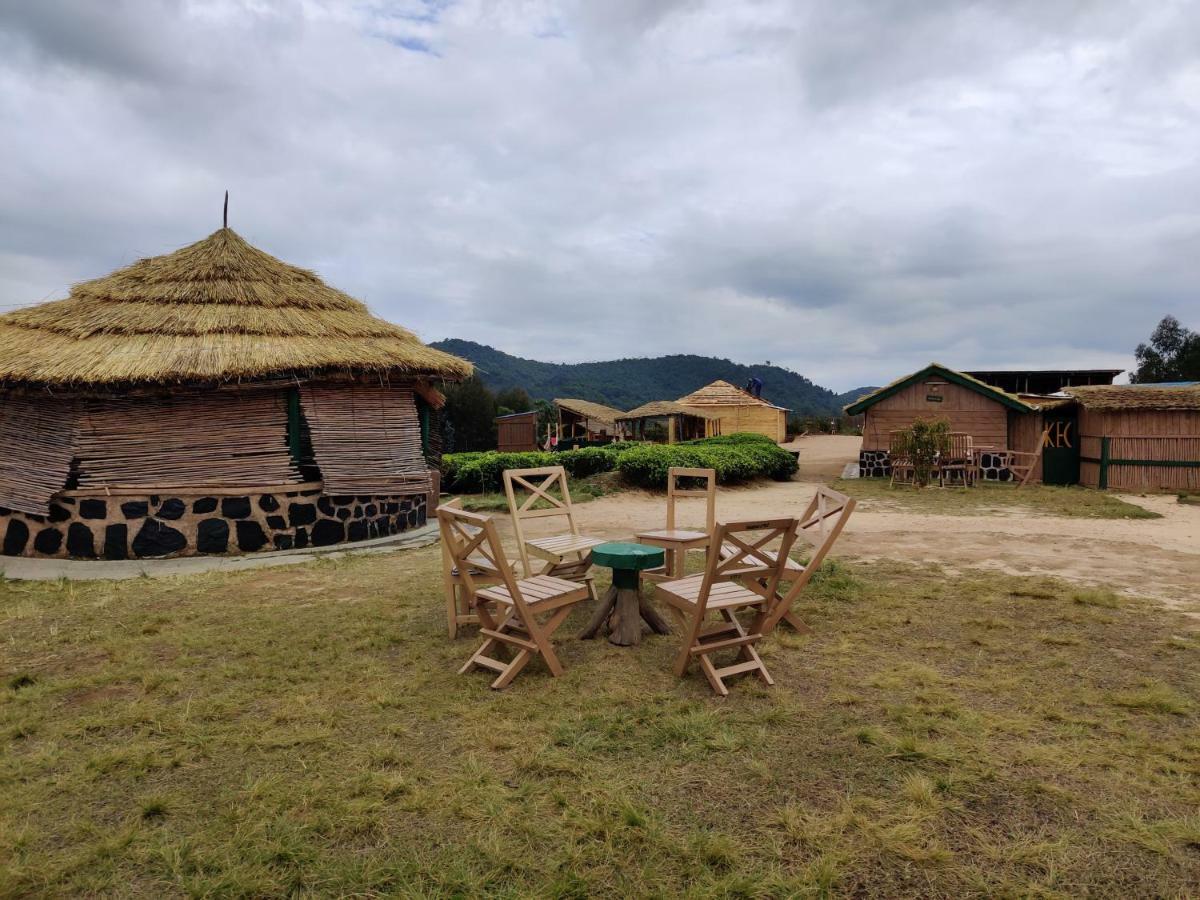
[429,339,867,417]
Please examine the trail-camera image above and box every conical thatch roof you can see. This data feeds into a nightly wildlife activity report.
[679,379,789,410]
[0,228,472,387]
[617,400,720,421]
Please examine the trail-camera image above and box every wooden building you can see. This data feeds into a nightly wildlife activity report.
[678,380,789,443]
[844,363,1077,484]
[0,226,471,560]
[616,401,720,444]
[554,398,626,443]
[1070,384,1200,491]
[495,411,539,452]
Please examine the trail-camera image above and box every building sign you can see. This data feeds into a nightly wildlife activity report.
[1043,420,1073,448]
[926,394,943,402]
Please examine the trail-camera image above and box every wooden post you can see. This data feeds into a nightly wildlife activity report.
[668,416,677,444]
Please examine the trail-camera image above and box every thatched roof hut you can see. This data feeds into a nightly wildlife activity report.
[0,227,470,561]
[678,379,789,443]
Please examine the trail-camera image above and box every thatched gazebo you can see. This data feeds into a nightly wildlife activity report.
[0,226,470,560]
[553,398,627,443]
[615,401,720,444]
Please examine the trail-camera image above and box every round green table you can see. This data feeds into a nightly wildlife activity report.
[579,542,672,646]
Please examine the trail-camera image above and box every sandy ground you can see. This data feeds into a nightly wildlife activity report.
[505,436,1200,622]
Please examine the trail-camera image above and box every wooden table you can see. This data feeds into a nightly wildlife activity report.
[579,542,672,646]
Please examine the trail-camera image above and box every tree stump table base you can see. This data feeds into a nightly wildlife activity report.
[579,543,671,646]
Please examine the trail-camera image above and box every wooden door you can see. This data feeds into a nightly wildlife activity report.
[1041,411,1079,485]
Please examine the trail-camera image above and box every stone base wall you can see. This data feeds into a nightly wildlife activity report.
[977,452,1013,482]
[0,488,427,560]
[859,449,1015,482]
[859,449,892,478]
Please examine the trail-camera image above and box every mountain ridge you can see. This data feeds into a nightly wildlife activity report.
[430,339,877,417]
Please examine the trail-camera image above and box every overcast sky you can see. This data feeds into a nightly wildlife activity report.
[1,1,1198,390]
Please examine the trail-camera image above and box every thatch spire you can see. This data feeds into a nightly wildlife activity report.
[0,228,472,387]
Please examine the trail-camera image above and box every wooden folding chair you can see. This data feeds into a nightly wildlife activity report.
[656,517,799,696]
[636,467,716,584]
[938,433,977,487]
[437,497,521,639]
[997,427,1048,488]
[744,487,856,638]
[888,431,916,487]
[438,505,589,689]
[503,466,605,602]
[717,486,856,634]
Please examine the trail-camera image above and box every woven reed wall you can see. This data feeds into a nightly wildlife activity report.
[1079,409,1200,490]
[300,384,430,494]
[74,392,301,490]
[0,396,78,515]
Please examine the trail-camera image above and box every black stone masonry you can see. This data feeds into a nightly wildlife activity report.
[0,487,427,561]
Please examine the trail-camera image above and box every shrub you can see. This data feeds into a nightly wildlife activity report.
[895,418,951,487]
[616,438,797,489]
[440,452,488,491]
[557,446,622,479]
[443,434,797,493]
[442,450,556,492]
[442,445,625,492]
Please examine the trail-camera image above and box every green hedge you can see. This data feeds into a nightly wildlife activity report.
[615,440,797,489]
[442,433,796,493]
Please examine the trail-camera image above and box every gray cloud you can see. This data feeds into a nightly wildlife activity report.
[1,0,1199,390]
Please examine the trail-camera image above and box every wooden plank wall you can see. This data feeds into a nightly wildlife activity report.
[0,396,79,515]
[862,381,1008,451]
[686,404,786,442]
[300,383,430,495]
[74,392,301,490]
[1007,410,1045,483]
[497,412,538,452]
[1079,408,1200,490]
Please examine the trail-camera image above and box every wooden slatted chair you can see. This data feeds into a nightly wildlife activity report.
[717,486,856,633]
[503,466,605,602]
[438,505,589,689]
[888,431,916,487]
[938,432,977,487]
[437,497,520,639]
[635,467,716,584]
[656,517,799,696]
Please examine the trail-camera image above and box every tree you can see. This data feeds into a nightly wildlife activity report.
[495,386,533,415]
[442,375,498,451]
[1132,315,1200,383]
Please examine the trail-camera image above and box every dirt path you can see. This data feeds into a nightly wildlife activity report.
[501,435,1200,622]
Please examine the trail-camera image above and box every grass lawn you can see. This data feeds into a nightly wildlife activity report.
[2,548,1198,897]
[834,478,1163,519]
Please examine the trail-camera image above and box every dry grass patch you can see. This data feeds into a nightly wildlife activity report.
[1,549,1198,897]
[835,478,1161,519]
